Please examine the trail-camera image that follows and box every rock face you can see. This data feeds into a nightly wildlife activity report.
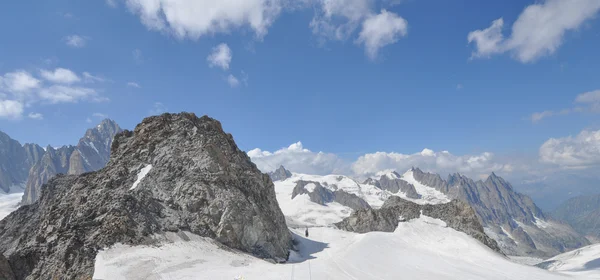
[0,131,44,193]
[0,113,292,280]
[336,196,501,253]
[0,254,15,280]
[292,180,370,211]
[268,165,292,182]
[376,173,421,199]
[21,119,121,205]
[552,194,600,241]
[404,168,589,258]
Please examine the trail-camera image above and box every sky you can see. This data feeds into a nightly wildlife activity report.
[1,0,599,207]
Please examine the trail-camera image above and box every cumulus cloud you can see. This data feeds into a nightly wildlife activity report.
[28,112,43,120]
[540,130,600,168]
[310,0,373,41]
[0,71,41,93]
[125,0,283,39]
[356,9,408,59]
[0,68,109,119]
[575,90,600,105]
[311,0,408,59]
[247,142,516,179]
[38,85,100,104]
[468,0,600,63]
[0,100,24,119]
[207,43,232,70]
[248,141,349,175]
[351,149,513,179]
[64,35,87,48]
[40,68,80,84]
[227,74,240,88]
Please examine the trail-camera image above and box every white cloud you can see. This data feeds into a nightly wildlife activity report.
[0,71,41,93]
[38,85,99,104]
[468,0,600,63]
[106,0,117,7]
[540,130,600,168]
[92,113,108,118]
[0,100,24,119]
[127,82,141,88]
[227,74,240,88]
[351,149,513,179]
[207,43,232,70]
[83,72,106,83]
[356,9,408,59]
[86,117,92,123]
[575,90,600,104]
[65,35,87,48]
[310,0,373,41]
[530,89,600,123]
[28,112,43,120]
[40,68,80,84]
[248,141,349,175]
[125,0,283,39]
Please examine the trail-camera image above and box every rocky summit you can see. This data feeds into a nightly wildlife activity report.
[336,196,501,253]
[0,113,292,280]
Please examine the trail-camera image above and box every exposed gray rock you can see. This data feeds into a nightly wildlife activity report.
[0,131,44,193]
[21,119,122,205]
[407,168,589,258]
[552,194,600,240]
[0,254,15,280]
[377,174,421,199]
[336,196,501,253]
[268,166,292,182]
[0,113,292,280]
[292,180,370,211]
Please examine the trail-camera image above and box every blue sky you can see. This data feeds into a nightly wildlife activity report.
[1,0,600,200]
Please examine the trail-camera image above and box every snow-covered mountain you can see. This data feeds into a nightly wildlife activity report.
[537,243,600,279]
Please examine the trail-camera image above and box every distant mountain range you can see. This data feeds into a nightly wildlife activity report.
[551,194,600,242]
[272,166,589,258]
[0,120,121,205]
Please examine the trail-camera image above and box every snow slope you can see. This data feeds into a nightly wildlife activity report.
[93,215,581,280]
[539,243,600,279]
[0,192,22,220]
[398,169,451,204]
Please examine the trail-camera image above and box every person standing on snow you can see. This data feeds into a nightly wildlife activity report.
[305,227,309,237]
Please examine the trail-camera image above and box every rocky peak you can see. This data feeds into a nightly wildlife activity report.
[268,165,292,181]
[0,131,43,193]
[21,120,122,205]
[0,113,292,279]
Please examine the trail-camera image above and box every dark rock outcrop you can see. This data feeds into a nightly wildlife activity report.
[292,180,370,211]
[21,119,121,205]
[336,196,501,253]
[268,165,292,182]
[377,173,421,199]
[0,113,292,280]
